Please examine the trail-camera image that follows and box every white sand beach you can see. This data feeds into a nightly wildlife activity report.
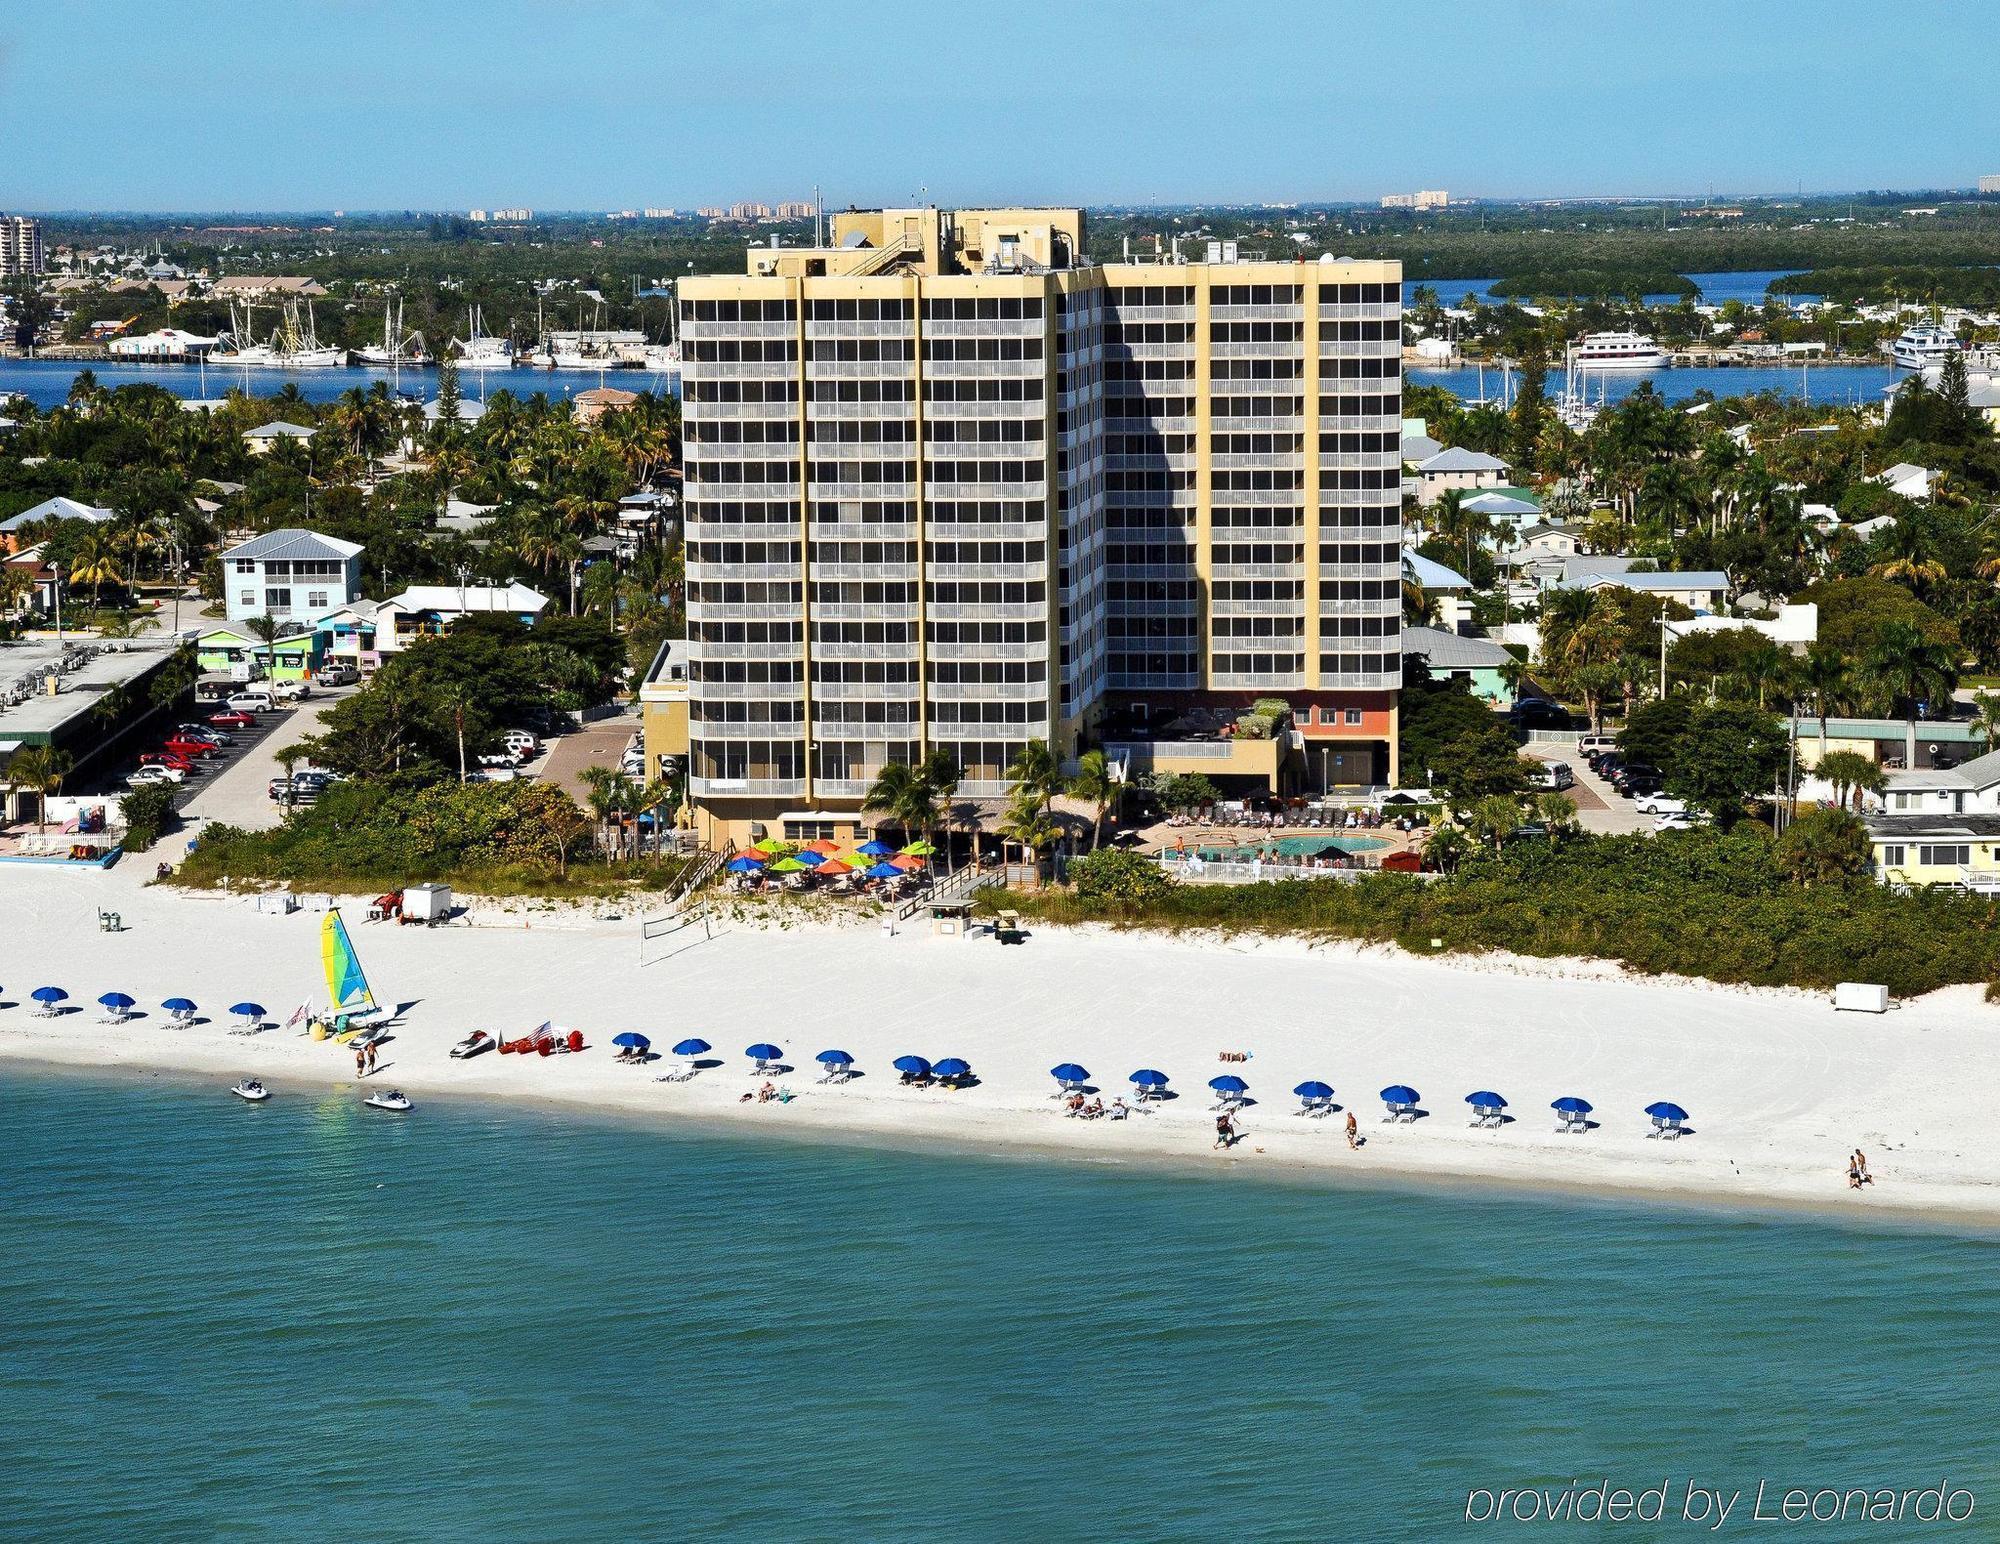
[5,861,1998,1226]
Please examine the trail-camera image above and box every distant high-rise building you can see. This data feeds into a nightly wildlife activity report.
[695,206,727,219]
[1380,190,1449,211]
[642,208,679,219]
[1980,175,2000,195]
[490,207,533,222]
[665,206,1403,846]
[467,209,490,222]
[728,202,774,220]
[772,201,817,220]
[0,215,45,277]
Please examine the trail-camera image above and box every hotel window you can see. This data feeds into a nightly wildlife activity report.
[1918,844,1970,867]
[1878,845,1905,868]
[238,591,254,608]
[307,591,328,610]
[1344,709,1363,725]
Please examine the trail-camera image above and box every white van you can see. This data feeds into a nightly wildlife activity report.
[1534,762,1575,791]
[227,690,275,714]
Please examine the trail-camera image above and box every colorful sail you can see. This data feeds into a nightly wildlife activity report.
[321,909,376,1015]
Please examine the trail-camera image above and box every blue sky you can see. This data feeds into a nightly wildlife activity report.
[5,0,1997,210]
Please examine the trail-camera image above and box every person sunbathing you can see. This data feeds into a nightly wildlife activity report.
[757,1081,776,1103]
[1085,1097,1105,1119]
[1066,1092,1087,1117]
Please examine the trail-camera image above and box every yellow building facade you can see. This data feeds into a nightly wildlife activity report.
[675,208,1401,846]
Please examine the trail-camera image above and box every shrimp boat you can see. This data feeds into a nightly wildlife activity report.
[354,296,428,368]
[210,299,344,369]
[451,306,514,370]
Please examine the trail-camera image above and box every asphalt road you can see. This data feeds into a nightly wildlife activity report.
[170,690,357,833]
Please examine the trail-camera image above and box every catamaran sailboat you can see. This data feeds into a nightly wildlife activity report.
[321,909,381,1028]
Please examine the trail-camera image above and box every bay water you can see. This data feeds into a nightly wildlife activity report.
[4,1069,1997,1539]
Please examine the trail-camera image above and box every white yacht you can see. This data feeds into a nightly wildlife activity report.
[1888,324,1960,370]
[1569,330,1668,371]
[451,306,514,370]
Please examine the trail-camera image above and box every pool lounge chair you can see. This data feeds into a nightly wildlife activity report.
[1382,1101,1417,1123]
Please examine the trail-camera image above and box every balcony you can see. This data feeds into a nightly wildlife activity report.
[688,775,807,799]
[1104,733,1286,785]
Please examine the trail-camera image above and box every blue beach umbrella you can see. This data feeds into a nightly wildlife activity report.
[672,1037,711,1058]
[816,1049,854,1065]
[1466,1091,1508,1109]
[893,1055,932,1076]
[97,992,136,1010]
[1645,1101,1689,1122]
[726,855,765,873]
[1050,1062,1090,1084]
[31,987,67,1005]
[858,839,896,856]
[792,849,829,866]
[934,1057,971,1078]
[1294,1080,1334,1100]
[612,1032,651,1050]
[162,997,197,1014]
[1380,1085,1420,1106]
[1209,1074,1249,1093]
[1131,1069,1169,1088]
[746,1042,783,1062]
[230,1002,266,1018]
[864,862,903,880]
[1551,1096,1594,1115]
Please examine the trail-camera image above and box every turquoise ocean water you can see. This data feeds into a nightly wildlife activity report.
[5,1069,1999,1540]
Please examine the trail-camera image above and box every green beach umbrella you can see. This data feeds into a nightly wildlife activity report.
[899,840,937,856]
[753,838,791,855]
[770,856,810,872]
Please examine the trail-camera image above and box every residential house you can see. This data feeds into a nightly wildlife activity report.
[0,496,115,553]
[242,421,317,455]
[1791,715,1985,775]
[218,528,363,624]
[1864,812,2000,894]
[374,582,550,652]
[1415,446,1510,502]
[1667,603,1818,649]
[573,386,639,425]
[1548,557,1728,613]
[1401,624,1518,708]
[1511,522,1583,562]
[1402,548,1475,631]
[1875,462,1935,501]
[210,275,327,298]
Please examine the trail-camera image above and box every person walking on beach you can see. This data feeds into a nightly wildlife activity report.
[1345,1110,1359,1150]
[366,1041,379,1077]
[1214,1113,1235,1150]
[1854,1149,1872,1186]
[355,1046,367,1079]
[1847,1155,1863,1190]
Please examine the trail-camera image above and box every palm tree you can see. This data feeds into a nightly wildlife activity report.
[1973,690,2000,753]
[862,761,937,846]
[1005,738,1062,812]
[1732,640,1792,711]
[1421,822,1470,874]
[1813,749,1886,812]
[5,745,73,833]
[0,566,36,616]
[996,787,1060,888]
[438,680,478,783]
[242,613,281,679]
[68,529,125,610]
[579,765,642,864]
[1868,517,1947,595]
[1797,643,1851,757]
[1865,620,1958,770]
[1067,749,1118,850]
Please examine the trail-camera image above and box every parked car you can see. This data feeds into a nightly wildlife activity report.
[162,736,222,760]
[1576,733,1619,761]
[268,776,294,801]
[227,691,275,713]
[317,665,359,687]
[208,709,257,729]
[176,723,231,746]
[1533,761,1576,791]
[1633,793,1686,816]
[502,729,541,759]
[128,765,185,786]
[468,767,520,783]
[1510,698,1574,730]
[1614,763,1664,797]
[141,751,199,773]
[273,679,313,702]
[1655,811,1712,832]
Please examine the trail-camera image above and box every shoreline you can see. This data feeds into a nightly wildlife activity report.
[5,861,1999,1233]
[7,1003,1997,1239]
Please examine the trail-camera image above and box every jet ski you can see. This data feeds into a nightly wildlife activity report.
[449,1031,494,1059]
[363,1089,412,1112]
[232,1079,271,1102]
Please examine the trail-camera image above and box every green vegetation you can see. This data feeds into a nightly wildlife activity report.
[996,825,2000,999]
[179,779,684,896]
[1772,266,2000,308]
[117,784,178,852]
[1488,269,1697,302]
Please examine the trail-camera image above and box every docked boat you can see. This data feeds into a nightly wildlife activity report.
[451,306,514,370]
[210,300,344,369]
[1569,330,1668,371]
[231,1079,271,1102]
[1889,323,1960,370]
[354,296,428,368]
[363,1090,412,1111]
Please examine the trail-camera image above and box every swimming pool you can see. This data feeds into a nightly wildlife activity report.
[1189,833,1390,861]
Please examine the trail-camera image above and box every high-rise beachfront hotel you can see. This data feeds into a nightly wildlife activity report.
[650,206,1402,845]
